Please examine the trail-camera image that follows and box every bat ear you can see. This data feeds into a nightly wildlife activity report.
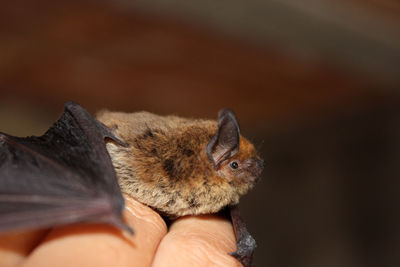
[207,109,240,168]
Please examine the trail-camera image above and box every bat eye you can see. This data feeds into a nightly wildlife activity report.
[229,161,239,170]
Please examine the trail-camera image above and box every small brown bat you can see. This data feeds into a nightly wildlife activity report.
[0,103,263,267]
[96,109,263,218]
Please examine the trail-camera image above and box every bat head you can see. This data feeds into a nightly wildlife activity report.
[206,109,264,197]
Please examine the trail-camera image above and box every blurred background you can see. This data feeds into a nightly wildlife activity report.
[1,0,400,266]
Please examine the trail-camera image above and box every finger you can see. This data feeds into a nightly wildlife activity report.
[152,214,242,267]
[0,229,47,267]
[22,195,167,267]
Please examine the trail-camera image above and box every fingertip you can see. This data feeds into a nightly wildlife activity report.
[122,195,167,238]
[22,196,167,267]
[0,229,47,267]
[152,214,242,267]
[21,224,137,267]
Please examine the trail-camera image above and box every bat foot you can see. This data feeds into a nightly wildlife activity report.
[227,205,256,267]
[229,233,256,267]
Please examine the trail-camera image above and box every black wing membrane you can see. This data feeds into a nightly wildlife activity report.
[0,102,131,233]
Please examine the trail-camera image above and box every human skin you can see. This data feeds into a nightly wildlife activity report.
[0,195,242,267]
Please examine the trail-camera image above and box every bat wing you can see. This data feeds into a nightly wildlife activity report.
[229,206,256,267]
[0,102,131,233]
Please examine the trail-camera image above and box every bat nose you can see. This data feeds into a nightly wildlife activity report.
[256,158,265,169]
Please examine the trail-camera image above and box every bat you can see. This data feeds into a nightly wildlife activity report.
[0,102,263,266]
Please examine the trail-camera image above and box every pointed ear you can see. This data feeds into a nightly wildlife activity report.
[207,109,240,168]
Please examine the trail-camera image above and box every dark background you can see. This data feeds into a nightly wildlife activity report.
[1,1,399,266]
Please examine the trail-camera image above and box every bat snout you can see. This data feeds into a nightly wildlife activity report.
[256,158,265,168]
[243,157,264,184]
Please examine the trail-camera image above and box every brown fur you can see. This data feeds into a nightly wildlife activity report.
[96,110,263,217]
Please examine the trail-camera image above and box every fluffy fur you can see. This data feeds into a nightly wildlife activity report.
[96,110,263,217]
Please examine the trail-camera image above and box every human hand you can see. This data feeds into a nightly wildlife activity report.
[0,195,241,267]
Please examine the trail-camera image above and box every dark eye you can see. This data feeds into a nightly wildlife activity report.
[230,161,239,170]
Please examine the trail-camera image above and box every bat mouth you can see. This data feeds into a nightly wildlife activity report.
[247,174,261,184]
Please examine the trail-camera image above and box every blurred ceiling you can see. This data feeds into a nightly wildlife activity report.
[0,0,398,135]
[120,0,400,85]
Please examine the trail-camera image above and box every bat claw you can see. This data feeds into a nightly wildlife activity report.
[229,233,256,267]
[228,205,256,267]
